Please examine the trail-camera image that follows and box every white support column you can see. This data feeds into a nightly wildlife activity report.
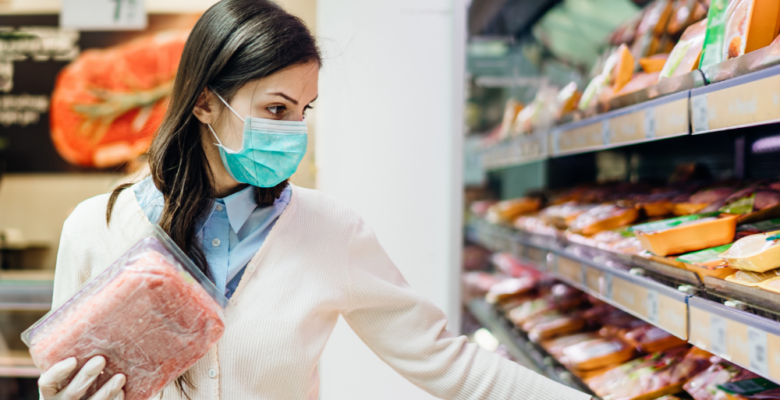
[316,0,466,398]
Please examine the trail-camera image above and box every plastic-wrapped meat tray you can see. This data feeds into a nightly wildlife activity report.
[23,228,227,400]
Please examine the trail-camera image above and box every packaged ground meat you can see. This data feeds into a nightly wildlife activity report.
[23,227,227,400]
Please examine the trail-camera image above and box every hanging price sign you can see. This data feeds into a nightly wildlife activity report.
[61,0,148,30]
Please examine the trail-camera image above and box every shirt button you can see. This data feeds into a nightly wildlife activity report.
[212,238,221,247]
[215,204,224,212]
[208,368,217,378]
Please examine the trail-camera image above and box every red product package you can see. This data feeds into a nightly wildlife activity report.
[23,228,227,400]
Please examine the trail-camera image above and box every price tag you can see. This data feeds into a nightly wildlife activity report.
[603,273,613,300]
[748,326,769,376]
[601,120,610,146]
[654,97,689,138]
[711,314,728,357]
[691,94,709,133]
[580,265,588,289]
[644,107,656,139]
[646,290,659,324]
[584,266,602,294]
[557,256,583,286]
[61,0,148,30]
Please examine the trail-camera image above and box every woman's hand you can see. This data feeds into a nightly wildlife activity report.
[38,356,126,400]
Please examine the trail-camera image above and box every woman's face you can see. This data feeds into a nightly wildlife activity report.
[195,61,319,151]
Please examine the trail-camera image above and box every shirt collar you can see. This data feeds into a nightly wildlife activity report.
[220,185,258,233]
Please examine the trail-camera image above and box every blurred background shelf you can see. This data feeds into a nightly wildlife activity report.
[468,216,780,385]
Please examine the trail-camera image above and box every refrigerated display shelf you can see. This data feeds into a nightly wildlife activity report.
[0,281,52,311]
[0,352,39,378]
[481,56,780,169]
[467,298,598,398]
[468,216,780,385]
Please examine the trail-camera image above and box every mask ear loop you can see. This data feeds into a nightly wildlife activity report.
[208,89,245,151]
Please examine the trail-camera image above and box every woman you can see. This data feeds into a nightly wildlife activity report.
[38,1,592,399]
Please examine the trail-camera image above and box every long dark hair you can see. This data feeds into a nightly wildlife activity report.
[106,0,320,394]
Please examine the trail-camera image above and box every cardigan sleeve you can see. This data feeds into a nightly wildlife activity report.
[51,196,110,309]
[342,218,591,400]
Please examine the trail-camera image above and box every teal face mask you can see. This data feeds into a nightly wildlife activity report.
[207,92,308,188]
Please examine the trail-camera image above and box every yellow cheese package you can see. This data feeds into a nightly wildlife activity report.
[719,230,780,272]
[629,213,738,256]
[726,269,780,287]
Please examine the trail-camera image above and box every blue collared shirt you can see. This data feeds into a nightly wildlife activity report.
[134,177,291,298]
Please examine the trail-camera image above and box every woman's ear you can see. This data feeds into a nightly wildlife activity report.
[192,88,216,125]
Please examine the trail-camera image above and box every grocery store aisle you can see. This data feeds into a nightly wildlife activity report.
[315,0,466,398]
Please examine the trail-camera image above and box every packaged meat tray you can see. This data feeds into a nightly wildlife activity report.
[587,346,711,400]
[23,227,228,400]
[560,337,635,371]
[629,213,738,256]
[568,204,639,236]
[676,244,737,280]
[622,324,686,353]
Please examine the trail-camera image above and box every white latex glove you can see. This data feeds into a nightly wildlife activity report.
[38,356,126,400]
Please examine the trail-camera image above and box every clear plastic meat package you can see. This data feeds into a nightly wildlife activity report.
[22,226,228,400]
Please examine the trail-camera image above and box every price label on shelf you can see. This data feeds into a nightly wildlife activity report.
[61,0,147,30]
[558,123,603,154]
[703,73,780,133]
[646,290,659,324]
[557,256,583,287]
[526,247,545,267]
[601,120,610,146]
[658,294,687,339]
[603,273,613,300]
[690,306,711,350]
[644,107,656,139]
[608,111,645,145]
[584,266,603,294]
[654,97,689,138]
[748,326,769,376]
[711,314,728,357]
[691,93,709,133]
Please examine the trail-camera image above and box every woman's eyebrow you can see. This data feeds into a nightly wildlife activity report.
[269,92,298,105]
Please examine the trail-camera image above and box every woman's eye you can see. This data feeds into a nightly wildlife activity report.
[303,105,313,118]
[267,106,285,115]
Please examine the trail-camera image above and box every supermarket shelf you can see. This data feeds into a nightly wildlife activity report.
[467,217,780,384]
[480,60,780,167]
[551,90,691,157]
[0,280,52,311]
[482,131,547,171]
[0,366,40,378]
[0,352,39,378]
[692,63,780,135]
[688,296,780,383]
[467,298,598,397]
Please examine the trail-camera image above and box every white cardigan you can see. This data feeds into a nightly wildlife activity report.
[52,184,590,400]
